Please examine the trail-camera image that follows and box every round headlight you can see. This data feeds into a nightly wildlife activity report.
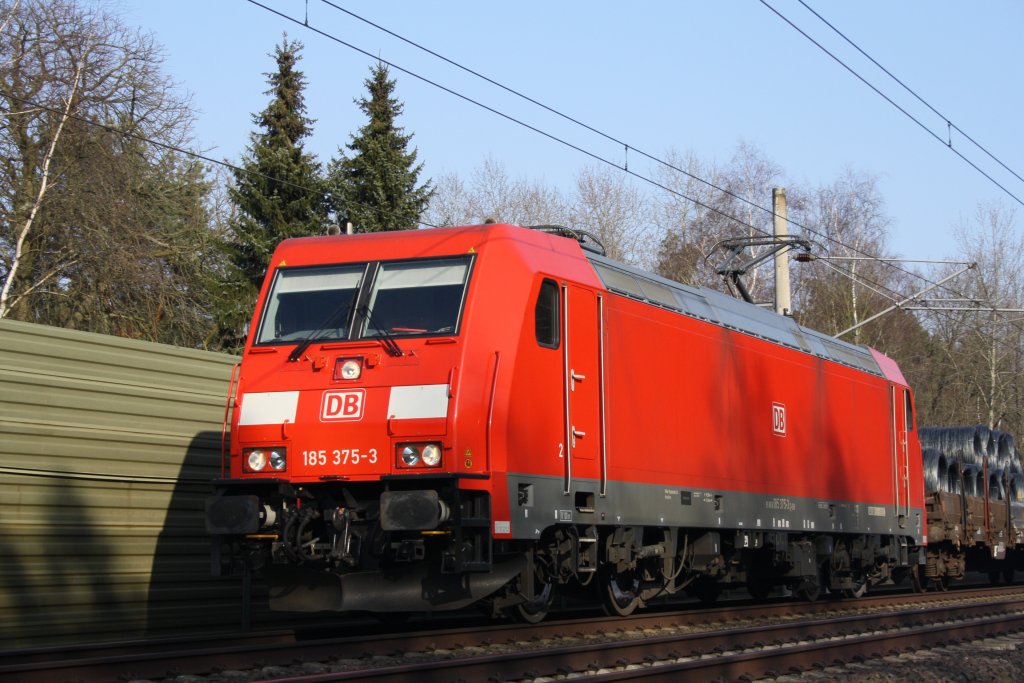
[247,449,267,472]
[269,449,286,471]
[421,443,442,467]
[340,359,361,380]
[401,445,420,466]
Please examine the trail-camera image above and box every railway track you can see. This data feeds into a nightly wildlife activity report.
[5,586,1024,682]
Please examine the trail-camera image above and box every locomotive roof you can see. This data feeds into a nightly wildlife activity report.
[585,251,886,379]
[268,224,891,381]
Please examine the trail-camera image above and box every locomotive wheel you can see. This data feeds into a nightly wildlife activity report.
[691,577,722,605]
[374,611,410,627]
[747,577,773,601]
[513,581,553,624]
[600,566,641,616]
[792,576,821,602]
[842,574,868,599]
[792,561,825,601]
[901,565,924,593]
[509,557,557,626]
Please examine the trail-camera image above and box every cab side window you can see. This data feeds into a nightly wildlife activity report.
[535,279,560,348]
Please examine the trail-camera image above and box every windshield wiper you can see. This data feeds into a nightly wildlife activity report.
[287,300,353,362]
[358,304,403,357]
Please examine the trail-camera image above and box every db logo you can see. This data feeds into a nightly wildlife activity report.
[321,389,365,421]
[772,402,787,436]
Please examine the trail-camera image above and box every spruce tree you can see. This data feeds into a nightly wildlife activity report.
[218,37,326,347]
[228,36,325,287]
[327,63,432,232]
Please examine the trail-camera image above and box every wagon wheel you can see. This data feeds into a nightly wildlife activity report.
[600,564,641,616]
[987,561,1014,586]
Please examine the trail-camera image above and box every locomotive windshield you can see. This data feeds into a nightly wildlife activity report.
[255,256,471,346]
[360,259,470,337]
[256,264,366,344]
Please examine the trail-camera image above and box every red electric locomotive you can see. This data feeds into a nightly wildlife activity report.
[206,223,926,619]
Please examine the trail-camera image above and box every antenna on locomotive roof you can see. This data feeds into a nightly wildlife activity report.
[527,224,607,256]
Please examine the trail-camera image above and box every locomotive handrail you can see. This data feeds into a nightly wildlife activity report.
[486,351,500,473]
[221,361,240,478]
[598,293,608,497]
[561,282,572,495]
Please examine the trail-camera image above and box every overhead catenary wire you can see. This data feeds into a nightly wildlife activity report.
[244,0,770,241]
[14,73,889,305]
[6,89,920,325]
[759,0,1024,210]
[8,2,1012,337]
[795,0,1024,190]
[314,1,923,278]
[303,0,1012,323]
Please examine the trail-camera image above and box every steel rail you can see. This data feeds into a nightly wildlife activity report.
[6,586,1024,683]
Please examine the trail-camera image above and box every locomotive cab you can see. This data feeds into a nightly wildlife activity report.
[207,233,509,611]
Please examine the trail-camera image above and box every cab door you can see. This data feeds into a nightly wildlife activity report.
[562,284,603,494]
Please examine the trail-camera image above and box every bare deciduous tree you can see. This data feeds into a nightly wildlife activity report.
[0,0,218,346]
[0,58,80,317]
[569,164,652,265]
[922,203,1024,435]
[652,143,784,299]
[791,169,896,343]
[424,157,569,228]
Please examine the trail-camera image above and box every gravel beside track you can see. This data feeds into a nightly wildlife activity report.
[772,632,1024,682]
[8,586,1024,682]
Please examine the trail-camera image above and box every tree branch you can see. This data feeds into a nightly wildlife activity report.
[0,58,82,318]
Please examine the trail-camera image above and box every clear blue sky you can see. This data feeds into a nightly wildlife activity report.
[113,0,1024,261]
